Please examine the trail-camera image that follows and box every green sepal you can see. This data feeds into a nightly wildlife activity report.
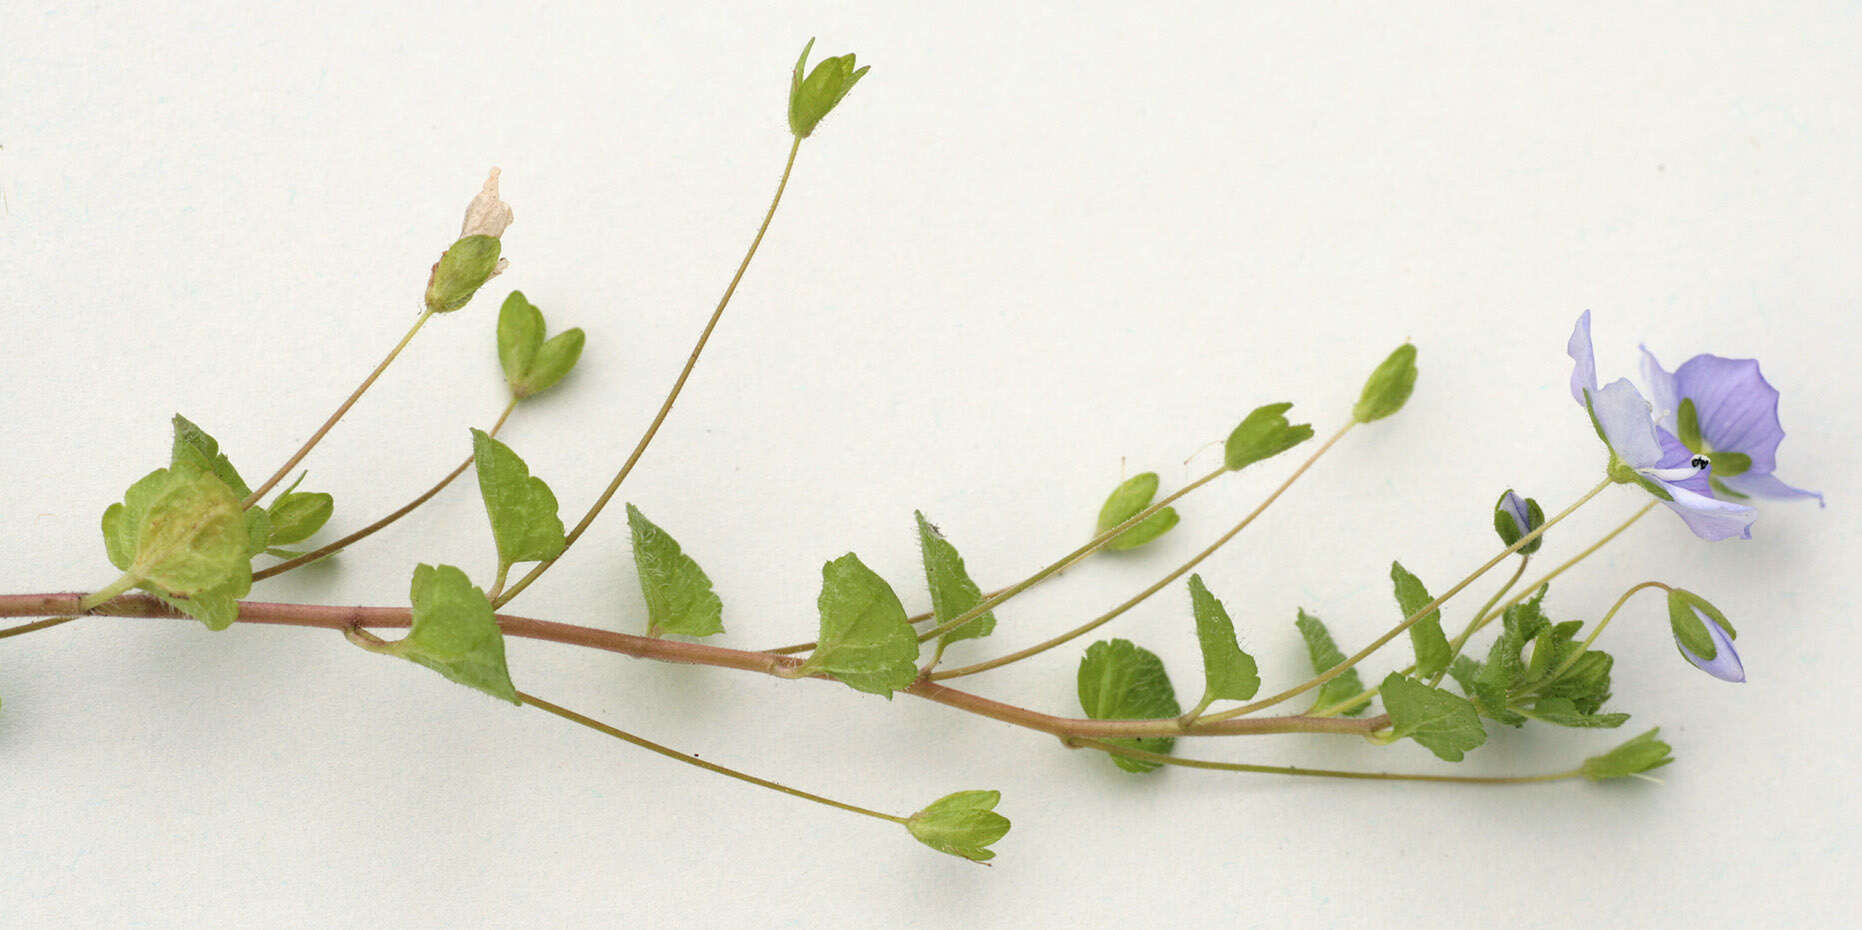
[470,429,567,571]
[1676,398,1703,451]
[1077,639,1182,773]
[1223,402,1313,471]
[1585,391,1676,501]
[497,291,544,386]
[498,291,585,399]
[1709,476,1750,500]
[1295,609,1367,716]
[424,234,502,313]
[352,563,519,703]
[1094,472,1179,551]
[915,511,995,649]
[626,504,723,638]
[905,790,1011,862]
[1707,452,1751,478]
[1666,588,1735,661]
[788,37,870,138]
[1186,575,1260,702]
[1581,728,1674,780]
[266,489,334,546]
[1379,672,1487,762]
[798,554,920,696]
[1352,344,1418,423]
[1390,561,1451,679]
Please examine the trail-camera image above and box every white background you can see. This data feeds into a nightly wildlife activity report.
[3,2,1858,927]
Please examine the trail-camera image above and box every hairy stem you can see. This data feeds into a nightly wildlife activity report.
[494,137,805,608]
[0,592,1383,740]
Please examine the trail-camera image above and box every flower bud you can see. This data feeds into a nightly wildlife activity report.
[788,38,870,138]
[424,169,512,314]
[1352,343,1419,423]
[1492,489,1545,554]
[1666,588,1744,682]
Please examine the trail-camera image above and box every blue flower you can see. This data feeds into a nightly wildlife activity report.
[1667,589,1745,683]
[1567,312,1757,541]
[1638,347,1823,507]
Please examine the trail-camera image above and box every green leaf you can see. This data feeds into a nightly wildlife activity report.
[799,554,920,696]
[170,414,254,499]
[103,468,175,572]
[905,790,1011,862]
[1094,472,1179,551]
[1446,655,1483,695]
[1352,343,1419,423]
[789,37,870,138]
[152,585,244,632]
[498,291,585,399]
[356,564,519,703]
[1223,402,1314,471]
[1525,697,1629,729]
[471,429,566,570]
[1380,672,1487,762]
[124,468,252,598]
[266,490,334,546]
[1581,728,1675,781]
[1077,639,1182,773]
[169,415,274,556]
[1187,575,1260,702]
[424,234,502,313]
[626,504,723,638]
[1390,561,1451,679]
[915,511,995,648]
[1295,609,1367,716]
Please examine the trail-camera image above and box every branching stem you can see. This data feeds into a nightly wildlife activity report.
[252,400,518,582]
[1198,476,1613,722]
[931,422,1356,680]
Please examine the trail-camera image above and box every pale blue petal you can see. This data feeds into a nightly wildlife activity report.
[1638,345,1680,432]
[1658,480,1757,541]
[1717,471,1825,507]
[1672,355,1785,475]
[1567,311,1598,404]
[1676,606,1746,682]
[1590,378,1663,468]
[1498,491,1532,536]
[1653,428,1712,496]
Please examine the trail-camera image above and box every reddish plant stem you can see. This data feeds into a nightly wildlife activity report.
[0,591,1386,740]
